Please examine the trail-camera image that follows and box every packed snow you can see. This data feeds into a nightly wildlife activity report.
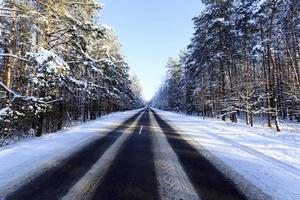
[152,108,300,200]
[0,108,143,198]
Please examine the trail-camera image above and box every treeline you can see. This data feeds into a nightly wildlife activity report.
[0,0,143,145]
[151,0,300,131]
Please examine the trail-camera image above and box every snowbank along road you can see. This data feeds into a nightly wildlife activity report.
[3,107,264,200]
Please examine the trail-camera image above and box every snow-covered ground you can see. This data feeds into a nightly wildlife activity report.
[0,108,143,197]
[152,108,300,200]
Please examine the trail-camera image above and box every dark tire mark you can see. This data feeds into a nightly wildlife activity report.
[6,110,144,200]
[151,109,248,200]
[92,110,159,200]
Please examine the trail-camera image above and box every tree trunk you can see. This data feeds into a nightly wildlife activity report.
[4,8,16,104]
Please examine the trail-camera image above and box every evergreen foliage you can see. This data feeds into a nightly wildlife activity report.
[0,0,144,145]
[152,0,300,131]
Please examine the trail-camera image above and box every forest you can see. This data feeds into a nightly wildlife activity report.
[0,0,143,145]
[151,0,300,131]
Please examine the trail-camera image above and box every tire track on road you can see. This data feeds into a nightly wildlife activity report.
[91,109,159,200]
[152,109,247,200]
[62,111,145,200]
[150,112,200,200]
[6,110,144,200]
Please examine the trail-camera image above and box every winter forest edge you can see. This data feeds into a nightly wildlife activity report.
[0,0,144,146]
[151,0,300,132]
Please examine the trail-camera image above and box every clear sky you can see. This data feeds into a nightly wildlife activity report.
[98,0,204,100]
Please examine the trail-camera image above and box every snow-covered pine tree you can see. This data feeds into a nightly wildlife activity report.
[0,0,143,145]
[152,0,300,131]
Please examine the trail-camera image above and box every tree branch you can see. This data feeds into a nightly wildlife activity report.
[0,81,20,98]
[0,54,31,62]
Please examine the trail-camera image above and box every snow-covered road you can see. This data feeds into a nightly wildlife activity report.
[1,107,298,200]
[152,108,300,200]
[0,108,144,198]
[0,108,255,200]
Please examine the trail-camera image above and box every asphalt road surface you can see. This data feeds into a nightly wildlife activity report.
[6,108,248,200]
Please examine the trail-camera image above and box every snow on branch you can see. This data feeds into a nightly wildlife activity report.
[0,81,21,98]
[67,2,103,9]
[0,54,31,62]
[0,81,62,104]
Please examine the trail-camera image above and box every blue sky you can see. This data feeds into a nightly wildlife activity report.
[99,0,204,100]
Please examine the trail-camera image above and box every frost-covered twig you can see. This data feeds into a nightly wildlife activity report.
[0,81,21,98]
[0,81,62,105]
[46,98,63,104]
[0,54,31,62]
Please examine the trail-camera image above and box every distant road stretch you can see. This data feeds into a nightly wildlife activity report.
[6,108,248,200]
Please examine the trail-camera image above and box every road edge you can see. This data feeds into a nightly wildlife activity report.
[150,107,272,200]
